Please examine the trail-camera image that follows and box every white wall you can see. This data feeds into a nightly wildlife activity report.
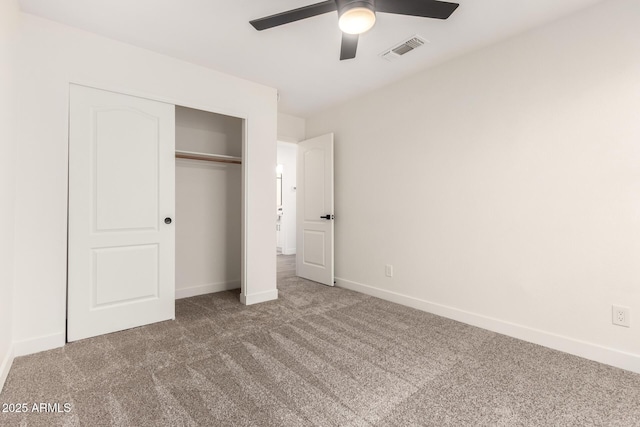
[277,142,297,255]
[0,0,20,391]
[175,107,242,298]
[12,12,277,356]
[277,113,306,143]
[307,0,640,373]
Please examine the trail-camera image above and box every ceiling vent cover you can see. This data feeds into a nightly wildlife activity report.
[380,35,427,61]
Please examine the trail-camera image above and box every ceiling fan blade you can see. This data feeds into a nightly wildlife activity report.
[375,0,459,20]
[340,33,359,60]
[250,1,337,31]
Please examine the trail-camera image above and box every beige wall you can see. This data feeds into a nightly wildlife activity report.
[307,0,640,372]
[0,0,20,391]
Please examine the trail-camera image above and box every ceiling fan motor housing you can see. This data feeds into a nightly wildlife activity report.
[336,0,376,17]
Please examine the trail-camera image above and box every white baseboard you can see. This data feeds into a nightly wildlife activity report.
[335,277,640,375]
[175,280,240,300]
[13,332,65,358]
[240,289,278,305]
[0,344,14,393]
[282,248,296,255]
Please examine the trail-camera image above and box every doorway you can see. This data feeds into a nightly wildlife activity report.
[276,141,298,256]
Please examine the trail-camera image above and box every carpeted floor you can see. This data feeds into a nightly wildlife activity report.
[1,255,640,426]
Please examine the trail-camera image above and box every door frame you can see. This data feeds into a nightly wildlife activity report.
[66,81,250,340]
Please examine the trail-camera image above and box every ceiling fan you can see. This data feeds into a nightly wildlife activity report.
[249,0,460,61]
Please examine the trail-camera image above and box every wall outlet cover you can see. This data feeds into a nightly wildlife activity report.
[385,264,393,277]
[612,305,630,328]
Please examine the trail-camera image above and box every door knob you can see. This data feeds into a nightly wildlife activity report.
[164,217,172,224]
[320,215,334,220]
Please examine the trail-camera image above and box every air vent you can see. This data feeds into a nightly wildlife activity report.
[380,35,427,61]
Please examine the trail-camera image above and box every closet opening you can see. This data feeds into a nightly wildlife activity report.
[175,105,244,299]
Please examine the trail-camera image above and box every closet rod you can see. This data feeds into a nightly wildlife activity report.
[175,150,242,165]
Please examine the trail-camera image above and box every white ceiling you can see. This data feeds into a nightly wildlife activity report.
[20,0,605,117]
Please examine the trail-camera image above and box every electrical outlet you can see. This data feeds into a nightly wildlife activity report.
[385,264,393,277]
[612,305,630,327]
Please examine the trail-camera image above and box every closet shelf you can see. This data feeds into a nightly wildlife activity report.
[175,150,242,164]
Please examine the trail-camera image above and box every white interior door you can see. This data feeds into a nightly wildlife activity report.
[296,133,334,286]
[68,84,175,342]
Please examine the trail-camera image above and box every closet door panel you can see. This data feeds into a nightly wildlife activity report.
[92,244,159,307]
[68,84,175,342]
[94,108,159,232]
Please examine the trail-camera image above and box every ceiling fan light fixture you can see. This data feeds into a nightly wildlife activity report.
[338,6,376,34]
[250,0,459,60]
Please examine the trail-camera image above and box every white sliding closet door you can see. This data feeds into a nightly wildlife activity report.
[68,84,175,342]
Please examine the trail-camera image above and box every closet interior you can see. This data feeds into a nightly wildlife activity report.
[175,105,243,299]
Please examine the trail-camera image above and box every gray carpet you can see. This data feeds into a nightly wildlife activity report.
[1,255,640,426]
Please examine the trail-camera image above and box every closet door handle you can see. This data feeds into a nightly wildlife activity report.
[164,217,172,225]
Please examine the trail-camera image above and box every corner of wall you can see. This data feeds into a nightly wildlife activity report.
[1,333,66,391]
[175,280,241,300]
[0,344,13,393]
[12,333,66,358]
[277,112,306,143]
[13,332,66,357]
[0,0,20,396]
